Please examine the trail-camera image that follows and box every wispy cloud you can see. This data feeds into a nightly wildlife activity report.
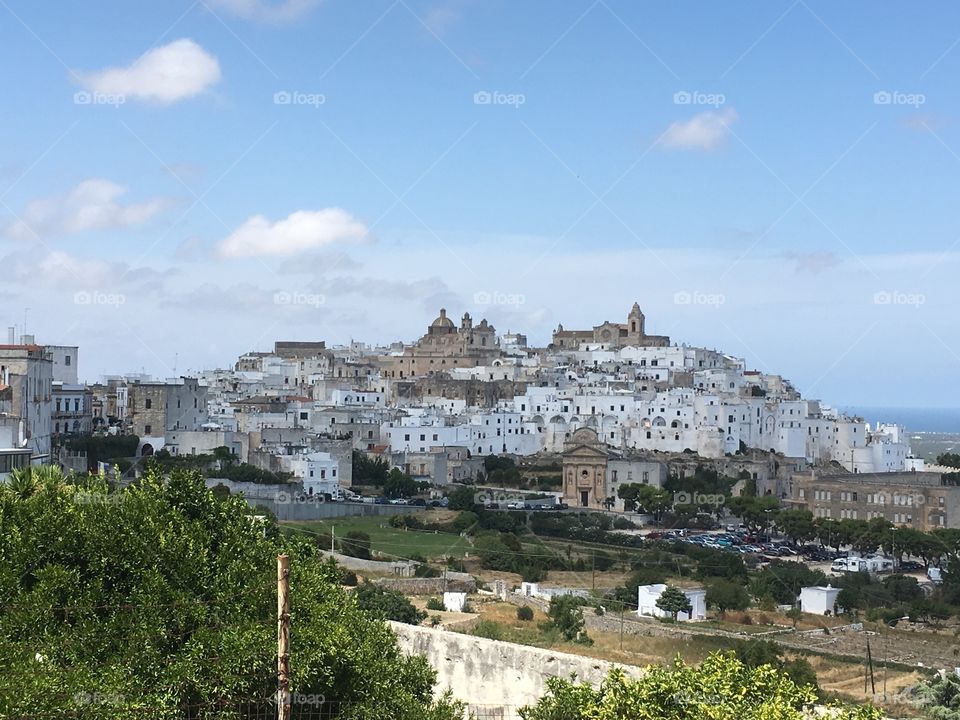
[4,179,170,240]
[205,0,320,23]
[75,39,221,105]
[661,107,738,151]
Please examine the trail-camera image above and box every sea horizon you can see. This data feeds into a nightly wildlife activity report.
[840,406,960,434]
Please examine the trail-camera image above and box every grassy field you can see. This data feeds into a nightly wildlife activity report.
[282,513,472,560]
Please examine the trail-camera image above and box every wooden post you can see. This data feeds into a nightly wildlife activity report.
[277,554,291,720]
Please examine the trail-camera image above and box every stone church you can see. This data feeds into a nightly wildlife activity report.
[551,302,670,350]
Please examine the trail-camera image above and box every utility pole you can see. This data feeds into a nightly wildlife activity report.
[330,526,335,552]
[277,555,291,720]
[866,638,875,696]
[619,600,625,651]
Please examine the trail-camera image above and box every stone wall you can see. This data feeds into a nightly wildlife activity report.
[389,622,641,712]
[374,576,476,594]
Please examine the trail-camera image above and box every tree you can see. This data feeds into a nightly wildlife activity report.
[706,579,750,614]
[353,582,427,625]
[656,585,692,621]
[352,449,390,485]
[383,468,419,498]
[547,595,589,643]
[446,485,478,511]
[519,653,882,720]
[936,452,960,469]
[786,606,803,628]
[777,510,816,546]
[915,666,960,719]
[726,495,780,534]
[750,561,828,606]
[618,483,671,518]
[341,530,373,559]
[0,466,461,719]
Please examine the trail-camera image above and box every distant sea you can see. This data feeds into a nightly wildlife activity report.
[840,406,960,434]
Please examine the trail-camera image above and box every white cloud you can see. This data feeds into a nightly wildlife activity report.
[206,0,320,22]
[216,208,369,258]
[661,107,738,151]
[4,179,169,239]
[75,39,221,105]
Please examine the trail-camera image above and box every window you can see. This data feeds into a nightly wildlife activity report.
[144,424,152,434]
[65,355,71,366]
[145,398,152,409]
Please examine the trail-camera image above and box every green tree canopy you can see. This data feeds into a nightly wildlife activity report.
[518,653,881,720]
[0,466,459,719]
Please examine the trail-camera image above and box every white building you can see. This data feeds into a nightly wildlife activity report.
[798,585,841,616]
[283,452,341,497]
[637,584,707,622]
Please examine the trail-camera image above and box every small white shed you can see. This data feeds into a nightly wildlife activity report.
[799,585,840,616]
[443,591,467,613]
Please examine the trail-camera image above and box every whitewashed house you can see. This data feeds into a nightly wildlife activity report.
[799,585,841,616]
[637,584,706,622]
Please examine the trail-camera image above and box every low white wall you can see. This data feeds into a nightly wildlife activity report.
[389,621,641,711]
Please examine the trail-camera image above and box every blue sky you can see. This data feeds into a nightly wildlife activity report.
[1,0,958,409]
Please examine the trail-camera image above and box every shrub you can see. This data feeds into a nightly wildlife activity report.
[516,605,534,621]
[426,597,444,611]
[472,620,504,640]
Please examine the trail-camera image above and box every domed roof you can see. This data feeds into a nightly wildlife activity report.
[430,308,455,329]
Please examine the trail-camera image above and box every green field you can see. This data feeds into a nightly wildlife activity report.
[282,515,473,560]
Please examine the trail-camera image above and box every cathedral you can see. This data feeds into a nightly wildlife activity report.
[377,309,500,378]
[551,303,670,350]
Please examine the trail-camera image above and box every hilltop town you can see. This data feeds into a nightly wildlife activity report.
[3,302,955,529]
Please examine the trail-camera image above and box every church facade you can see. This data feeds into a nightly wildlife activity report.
[377,309,501,378]
[551,303,670,350]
